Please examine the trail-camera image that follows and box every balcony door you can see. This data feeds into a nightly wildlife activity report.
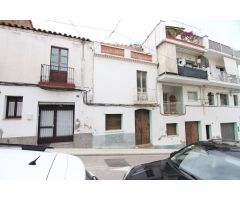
[137,71,147,101]
[50,47,68,83]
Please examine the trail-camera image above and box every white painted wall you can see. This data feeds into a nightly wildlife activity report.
[142,20,166,55]
[157,42,177,74]
[0,25,94,89]
[153,82,240,146]
[0,85,93,138]
[93,55,157,104]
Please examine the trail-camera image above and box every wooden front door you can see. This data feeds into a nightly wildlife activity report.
[185,121,199,145]
[135,109,150,145]
[38,104,74,144]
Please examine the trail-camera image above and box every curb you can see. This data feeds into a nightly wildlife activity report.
[48,148,178,156]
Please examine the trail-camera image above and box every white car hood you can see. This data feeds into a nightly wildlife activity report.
[0,148,86,180]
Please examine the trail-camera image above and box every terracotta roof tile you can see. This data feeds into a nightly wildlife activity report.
[0,21,91,42]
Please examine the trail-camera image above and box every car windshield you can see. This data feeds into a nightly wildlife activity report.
[170,144,240,180]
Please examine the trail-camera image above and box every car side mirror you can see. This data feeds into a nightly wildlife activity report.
[170,151,177,157]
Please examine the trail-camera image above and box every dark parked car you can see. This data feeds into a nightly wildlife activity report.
[124,140,240,180]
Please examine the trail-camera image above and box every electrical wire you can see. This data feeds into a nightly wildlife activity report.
[43,19,203,63]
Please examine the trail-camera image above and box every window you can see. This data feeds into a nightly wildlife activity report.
[50,47,68,71]
[208,92,215,106]
[166,123,177,136]
[105,114,122,131]
[6,96,23,118]
[220,94,228,106]
[233,95,238,106]
[188,91,198,101]
[137,71,147,92]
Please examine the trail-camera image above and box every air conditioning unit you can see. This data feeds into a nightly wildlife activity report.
[177,58,186,67]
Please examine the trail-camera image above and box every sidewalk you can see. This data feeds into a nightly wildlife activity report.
[48,148,178,156]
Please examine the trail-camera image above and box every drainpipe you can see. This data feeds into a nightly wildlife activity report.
[81,41,85,87]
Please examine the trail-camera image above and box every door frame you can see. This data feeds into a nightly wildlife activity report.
[37,104,75,144]
[135,109,151,146]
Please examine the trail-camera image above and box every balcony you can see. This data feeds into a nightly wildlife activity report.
[210,71,240,85]
[38,64,75,89]
[178,65,208,80]
[163,101,184,115]
[165,26,204,48]
[209,40,240,58]
[133,89,157,104]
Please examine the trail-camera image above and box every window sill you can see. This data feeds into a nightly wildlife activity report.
[166,135,178,137]
[105,129,124,134]
[3,117,22,120]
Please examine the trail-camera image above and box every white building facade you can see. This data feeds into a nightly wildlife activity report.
[1,21,240,148]
[142,21,240,147]
[0,22,94,146]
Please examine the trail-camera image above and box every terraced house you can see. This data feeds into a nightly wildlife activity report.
[143,20,240,147]
[0,21,95,146]
[0,20,240,148]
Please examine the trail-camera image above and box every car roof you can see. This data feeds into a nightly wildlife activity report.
[0,148,86,180]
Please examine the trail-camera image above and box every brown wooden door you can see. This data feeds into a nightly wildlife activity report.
[185,121,199,145]
[135,109,150,145]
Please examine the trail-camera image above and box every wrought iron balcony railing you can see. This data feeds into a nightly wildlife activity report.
[133,88,157,104]
[163,101,184,114]
[39,64,75,88]
[209,40,240,58]
[210,71,240,85]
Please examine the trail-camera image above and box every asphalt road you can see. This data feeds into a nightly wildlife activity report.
[78,154,169,180]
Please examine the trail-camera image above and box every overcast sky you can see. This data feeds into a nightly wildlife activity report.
[32,19,240,50]
[2,0,240,49]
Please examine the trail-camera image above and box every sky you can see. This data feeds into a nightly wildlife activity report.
[2,0,240,49]
[32,19,240,50]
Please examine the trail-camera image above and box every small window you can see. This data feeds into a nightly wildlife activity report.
[188,91,198,101]
[105,114,122,131]
[233,95,238,106]
[166,123,177,136]
[6,96,23,118]
[208,92,215,106]
[220,94,228,106]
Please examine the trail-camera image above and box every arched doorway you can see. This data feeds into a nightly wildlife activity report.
[135,109,150,145]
